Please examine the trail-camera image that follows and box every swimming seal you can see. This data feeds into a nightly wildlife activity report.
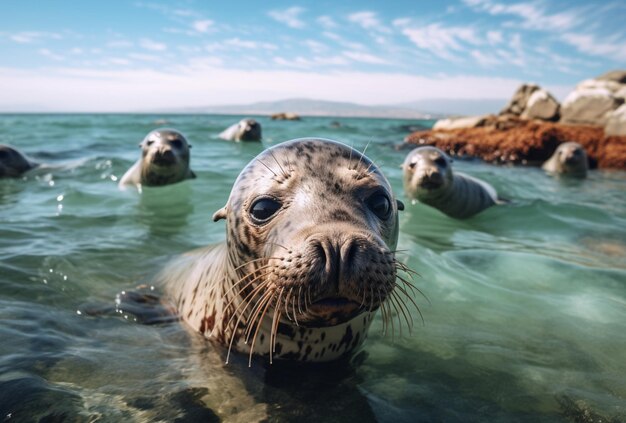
[160,138,419,365]
[542,142,588,177]
[219,119,262,142]
[402,146,499,219]
[0,144,37,178]
[119,129,196,189]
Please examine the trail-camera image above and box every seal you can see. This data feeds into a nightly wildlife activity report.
[160,138,420,365]
[542,141,588,177]
[219,119,262,142]
[0,144,37,178]
[119,128,196,189]
[402,146,499,219]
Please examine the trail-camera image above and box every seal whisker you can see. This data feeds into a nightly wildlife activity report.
[222,269,273,315]
[297,286,304,315]
[354,140,371,172]
[396,273,430,305]
[223,277,272,337]
[268,150,288,179]
[244,289,275,342]
[271,288,285,354]
[256,158,278,177]
[247,292,275,367]
[392,280,425,326]
[385,291,404,337]
[283,287,293,321]
[391,290,414,334]
[233,257,278,272]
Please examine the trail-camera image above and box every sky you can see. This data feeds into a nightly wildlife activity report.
[0,0,625,112]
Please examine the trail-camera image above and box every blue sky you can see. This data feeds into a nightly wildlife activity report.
[1,0,625,112]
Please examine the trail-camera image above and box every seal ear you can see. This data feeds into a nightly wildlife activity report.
[396,199,405,211]
[212,206,227,222]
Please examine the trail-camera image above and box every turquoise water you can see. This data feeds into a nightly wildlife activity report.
[1,114,625,422]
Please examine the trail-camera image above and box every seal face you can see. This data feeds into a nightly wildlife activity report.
[219,119,262,142]
[0,144,36,178]
[119,128,196,189]
[402,146,498,219]
[542,141,588,177]
[162,138,417,364]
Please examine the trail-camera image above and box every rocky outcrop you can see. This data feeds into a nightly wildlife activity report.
[403,115,626,170]
[500,84,539,116]
[521,89,560,121]
[271,112,301,121]
[432,115,488,130]
[560,87,621,126]
[605,104,626,137]
[595,70,626,84]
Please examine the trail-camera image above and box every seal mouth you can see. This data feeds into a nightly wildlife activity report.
[308,296,361,314]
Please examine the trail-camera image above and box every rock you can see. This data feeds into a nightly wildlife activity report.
[605,104,626,136]
[521,89,560,121]
[576,78,623,94]
[560,88,620,126]
[614,86,626,101]
[271,112,301,121]
[403,118,626,170]
[500,83,540,115]
[432,115,488,130]
[595,69,626,84]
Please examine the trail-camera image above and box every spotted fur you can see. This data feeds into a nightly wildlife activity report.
[542,141,588,177]
[119,128,196,189]
[402,146,499,219]
[219,119,262,142]
[0,144,37,178]
[162,138,417,364]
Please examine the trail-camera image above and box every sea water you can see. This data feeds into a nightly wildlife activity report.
[0,114,624,422]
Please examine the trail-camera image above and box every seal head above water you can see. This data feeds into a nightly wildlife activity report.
[402,146,499,219]
[219,119,262,142]
[119,128,196,189]
[0,144,37,178]
[161,138,419,364]
[542,141,588,177]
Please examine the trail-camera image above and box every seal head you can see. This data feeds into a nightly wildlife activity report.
[219,119,262,142]
[542,142,588,177]
[402,146,453,199]
[164,138,416,364]
[0,144,37,178]
[119,128,196,188]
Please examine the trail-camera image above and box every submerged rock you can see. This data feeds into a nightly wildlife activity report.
[271,112,301,121]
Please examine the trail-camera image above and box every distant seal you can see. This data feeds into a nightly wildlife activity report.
[119,129,196,189]
[160,138,418,365]
[219,119,262,142]
[402,146,499,219]
[0,144,37,178]
[542,141,588,177]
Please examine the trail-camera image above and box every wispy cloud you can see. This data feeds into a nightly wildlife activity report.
[348,11,391,33]
[273,55,349,68]
[317,15,337,29]
[463,0,581,31]
[322,32,367,51]
[139,38,167,51]
[192,19,214,33]
[343,51,390,65]
[398,22,482,61]
[224,38,277,50]
[304,40,328,54]
[9,31,62,44]
[561,33,626,61]
[39,48,64,61]
[268,6,306,29]
[106,40,133,49]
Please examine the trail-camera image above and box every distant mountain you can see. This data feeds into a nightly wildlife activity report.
[394,98,508,116]
[168,98,444,119]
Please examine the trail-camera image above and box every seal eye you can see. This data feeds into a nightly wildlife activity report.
[367,192,392,220]
[170,139,183,149]
[250,197,282,223]
[146,140,155,147]
[434,157,447,167]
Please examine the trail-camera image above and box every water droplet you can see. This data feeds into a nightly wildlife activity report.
[110,175,118,182]
[49,180,55,187]
[57,194,64,202]
[76,310,82,315]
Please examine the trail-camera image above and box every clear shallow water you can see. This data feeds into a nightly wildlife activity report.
[0,114,625,422]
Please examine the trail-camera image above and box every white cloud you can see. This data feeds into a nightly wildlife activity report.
[9,31,62,44]
[304,40,327,54]
[487,30,503,44]
[192,19,214,33]
[38,49,64,61]
[322,32,367,51]
[463,0,581,31]
[343,51,390,65]
[107,58,131,66]
[471,50,501,67]
[225,38,277,50]
[128,53,163,62]
[273,55,350,68]
[316,15,337,29]
[0,65,572,112]
[561,33,626,61]
[401,23,482,60]
[348,11,391,33]
[139,38,167,51]
[268,7,306,29]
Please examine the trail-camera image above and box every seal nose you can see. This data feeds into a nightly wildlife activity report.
[311,236,363,292]
[154,148,175,164]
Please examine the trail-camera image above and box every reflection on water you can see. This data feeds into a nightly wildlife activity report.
[0,114,625,422]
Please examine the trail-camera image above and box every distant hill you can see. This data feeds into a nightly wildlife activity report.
[158,97,509,119]
[167,98,443,119]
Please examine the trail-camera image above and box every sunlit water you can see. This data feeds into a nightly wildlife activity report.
[0,114,624,422]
